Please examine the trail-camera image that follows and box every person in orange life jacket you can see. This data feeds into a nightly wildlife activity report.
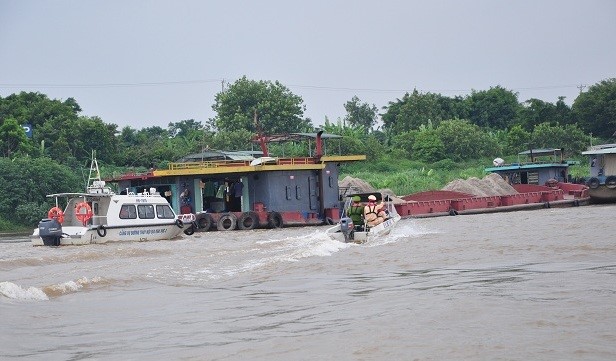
[363,194,385,227]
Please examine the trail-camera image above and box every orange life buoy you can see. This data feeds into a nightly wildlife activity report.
[48,206,65,224]
[75,202,93,225]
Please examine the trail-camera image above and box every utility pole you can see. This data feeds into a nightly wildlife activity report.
[221,79,226,92]
[577,84,586,94]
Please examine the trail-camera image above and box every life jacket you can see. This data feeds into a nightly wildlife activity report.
[348,205,364,223]
[364,204,379,221]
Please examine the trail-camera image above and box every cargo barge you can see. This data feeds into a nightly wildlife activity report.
[109,132,365,232]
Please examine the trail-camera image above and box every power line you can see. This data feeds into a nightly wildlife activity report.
[0,79,223,89]
[0,79,586,95]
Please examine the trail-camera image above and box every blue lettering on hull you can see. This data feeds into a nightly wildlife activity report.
[118,228,169,237]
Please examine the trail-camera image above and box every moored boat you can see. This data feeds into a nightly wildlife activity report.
[582,144,616,202]
[31,157,191,246]
[326,193,401,244]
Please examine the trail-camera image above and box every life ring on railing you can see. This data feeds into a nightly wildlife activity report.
[587,177,600,189]
[96,225,107,237]
[217,213,238,231]
[48,207,65,224]
[75,202,93,225]
[267,212,283,229]
[605,176,616,189]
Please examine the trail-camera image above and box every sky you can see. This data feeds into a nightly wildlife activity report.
[1,0,615,130]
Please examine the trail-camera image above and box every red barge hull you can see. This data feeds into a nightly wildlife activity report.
[394,183,590,218]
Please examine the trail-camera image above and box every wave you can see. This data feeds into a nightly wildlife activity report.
[0,281,48,301]
[0,276,109,301]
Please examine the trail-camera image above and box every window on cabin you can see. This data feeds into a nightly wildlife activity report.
[156,204,176,219]
[137,204,155,219]
[119,205,137,219]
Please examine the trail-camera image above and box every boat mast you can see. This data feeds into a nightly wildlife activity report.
[87,150,102,188]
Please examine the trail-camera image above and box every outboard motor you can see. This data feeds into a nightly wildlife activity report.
[38,218,63,246]
[338,217,355,243]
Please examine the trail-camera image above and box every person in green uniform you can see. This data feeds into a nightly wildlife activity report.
[346,196,365,230]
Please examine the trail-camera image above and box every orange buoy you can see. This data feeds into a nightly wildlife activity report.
[48,206,65,224]
[75,202,93,225]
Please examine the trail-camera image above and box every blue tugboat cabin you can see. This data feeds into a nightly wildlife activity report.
[485,148,576,185]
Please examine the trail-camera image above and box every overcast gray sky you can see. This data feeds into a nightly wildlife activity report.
[1,0,614,130]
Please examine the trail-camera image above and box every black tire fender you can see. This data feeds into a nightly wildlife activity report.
[197,213,213,231]
[96,225,107,237]
[216,213,238,231]
[238,211,259,230]
[183,225,195,235]
[587,177,600,189]
[267,211,284,229]
[175,219,184,229]
[605,176,616,189]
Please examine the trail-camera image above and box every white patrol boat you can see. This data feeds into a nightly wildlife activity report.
[31,157,193,246]
[326,192,401,244]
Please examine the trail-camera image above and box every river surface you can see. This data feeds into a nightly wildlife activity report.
[1,204,616,360]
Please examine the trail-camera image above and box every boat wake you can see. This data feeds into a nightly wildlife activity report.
[0,276,109,302]
[0,281,49,301]
[362,219,440,247]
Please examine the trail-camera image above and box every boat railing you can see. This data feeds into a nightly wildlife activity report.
[166,157,318,170]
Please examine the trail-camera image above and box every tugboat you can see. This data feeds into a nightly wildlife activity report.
[582,144,616,202]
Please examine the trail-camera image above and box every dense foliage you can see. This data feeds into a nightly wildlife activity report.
[1,77,615,230]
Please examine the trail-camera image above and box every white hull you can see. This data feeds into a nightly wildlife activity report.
[326,214,401,244]
[32,160,191,247]
[32,223,185,246]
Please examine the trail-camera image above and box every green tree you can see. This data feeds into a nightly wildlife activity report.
[210,129,255,151]
[504,125,532,155]
[381,90,468,134]
[572,78,616,140]
[466,86,521,129]
[435,119,500,161]
[0,157,81,227]
[0,118,31,157]
[412,129,445,162]
[0,92,80,129]
[390,130,418,158]
[211,76,312,134]
[517,98,558,131]
[554,96,573,125]
[382,90,441,133]
[321,117,367,155]
[168,119,203,138]
[530,122,589,155]
[35,115,118,165]
[343,96,378,132]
